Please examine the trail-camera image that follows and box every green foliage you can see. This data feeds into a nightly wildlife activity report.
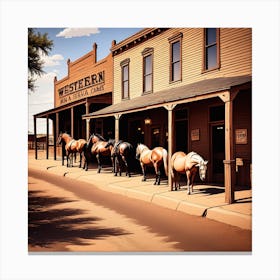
[28,28,53,92]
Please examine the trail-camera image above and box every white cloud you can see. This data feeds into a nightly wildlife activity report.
[41,54,64,67]
[56,28,100,38]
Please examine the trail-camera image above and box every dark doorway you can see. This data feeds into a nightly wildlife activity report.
[175,120,188,152]
[211,124,225,183]
[175,108,188,152]
[129,120,144,147]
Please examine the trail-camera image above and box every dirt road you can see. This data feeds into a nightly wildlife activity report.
[28,168,251,252]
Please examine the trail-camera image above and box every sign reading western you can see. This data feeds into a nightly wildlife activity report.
[58,71,105,105]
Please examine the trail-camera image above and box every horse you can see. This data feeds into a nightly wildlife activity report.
[136,143,168,185]
[57,132,87,168]
[105,139,134,177]
[85,133,113,173]
[170,151,208,194]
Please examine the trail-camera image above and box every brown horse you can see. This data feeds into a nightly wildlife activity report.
[86,133,113,173]
[105,139,134,177]
[170,151,208,194]
[136,143,168,185]
[57,132,87,167]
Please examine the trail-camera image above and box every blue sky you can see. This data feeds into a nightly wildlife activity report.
[28,27,142,134]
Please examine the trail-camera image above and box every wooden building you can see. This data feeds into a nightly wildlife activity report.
[33,42,115,160]
[83,28,252,203]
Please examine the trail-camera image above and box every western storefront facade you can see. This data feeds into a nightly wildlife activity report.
[83,28,252,203]
[33,42,115,160]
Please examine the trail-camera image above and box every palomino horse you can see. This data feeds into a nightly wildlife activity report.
[170,151,208,194]
[85,133,113,173]
[105,139,134,177]
[136,144,168,185]
[57,132,87,168]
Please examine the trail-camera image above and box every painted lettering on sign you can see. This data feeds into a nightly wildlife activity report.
[58,71,105,97]
[58,70,105,105]
[59,85,104,105]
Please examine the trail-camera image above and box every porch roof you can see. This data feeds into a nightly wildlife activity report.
[82,75,251,119]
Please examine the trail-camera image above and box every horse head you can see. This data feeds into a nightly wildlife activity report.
[105,138,115,149]
[196,160,208,181]
[136,143,148,160]
[57,132,62,144]
[57,132,70,145]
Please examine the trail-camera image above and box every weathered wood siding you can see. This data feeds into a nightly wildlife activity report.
[113,28,252,104]
[54,47,113,108]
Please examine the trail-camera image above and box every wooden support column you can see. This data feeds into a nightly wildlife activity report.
[85,100,90,140]
[114,114,122,142]
[71,107,74,137]
[219,91,236,204]
[34,116,38,159]
[164,104,176,190]
[46,115,49,159]
[53,113,58,160]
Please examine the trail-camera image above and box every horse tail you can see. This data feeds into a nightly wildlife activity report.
[162,149,168,177]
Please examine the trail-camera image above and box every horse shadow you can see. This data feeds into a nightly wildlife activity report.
[28,190,130,250]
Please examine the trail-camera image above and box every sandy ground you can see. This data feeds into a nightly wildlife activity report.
[28,175,180,252]
[28,167,251,252]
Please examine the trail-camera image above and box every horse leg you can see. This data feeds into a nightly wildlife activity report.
[186,170,191,195]
[96,153,101,173]
[84,152,89,171]
[123,156,130,177]
[114,156,118,176]
[66,153,70,167]
[172,170,178,191]
[153,163,161,185]
[141,163,146,181]
[79,152,82,168]
[118,156,122,176]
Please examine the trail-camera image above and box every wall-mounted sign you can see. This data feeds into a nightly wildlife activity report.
[235,128,248,144]
[191,129,200,141]
[57,71,105,106]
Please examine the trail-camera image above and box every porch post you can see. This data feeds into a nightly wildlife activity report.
[53,113,57,160]
[34,116,38,159]
[46,115,49,159]
[114,114,122,142]
[85,100,90,140]
[71,107,74,137]
[219,91,235,204]
[164,104,176,190]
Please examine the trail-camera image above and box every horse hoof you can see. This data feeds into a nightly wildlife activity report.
[114,173,117,176]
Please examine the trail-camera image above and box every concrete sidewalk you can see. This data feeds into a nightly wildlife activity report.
[28,151,252,230]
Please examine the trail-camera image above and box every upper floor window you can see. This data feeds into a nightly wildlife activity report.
[203,28,220,71]
[169,33,182,83]
[120,59,130,99]
[142,48,154,94]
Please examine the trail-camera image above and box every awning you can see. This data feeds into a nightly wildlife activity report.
[82,75,251,119]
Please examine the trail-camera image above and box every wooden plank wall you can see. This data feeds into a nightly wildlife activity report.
[54,47,113,107]
[113,28,252,104]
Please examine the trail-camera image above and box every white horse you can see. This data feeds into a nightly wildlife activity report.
[170,151,208,194]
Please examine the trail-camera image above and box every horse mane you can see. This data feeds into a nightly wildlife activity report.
[94,133,106,141]
[189,151,205,164]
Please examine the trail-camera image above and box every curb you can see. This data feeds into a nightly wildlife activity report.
[28,161,252,231]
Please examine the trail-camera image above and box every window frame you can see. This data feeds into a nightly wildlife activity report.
[142,47,154,94]
[168,32,183,83]
[202,28,220,72]
[120,58,130,100]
